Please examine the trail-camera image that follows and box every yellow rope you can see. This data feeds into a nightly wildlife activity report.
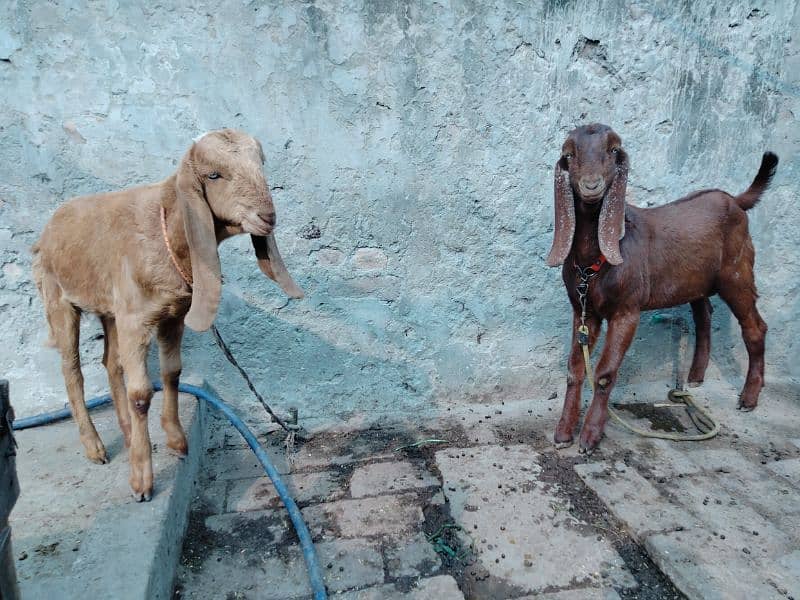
[580,333,719,441]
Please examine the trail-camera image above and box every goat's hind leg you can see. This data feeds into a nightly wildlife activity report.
[688,298,712,386]
[718,285,767,411]
[101,316,131,447]
[46,295,107,464]
[157,320,187,456]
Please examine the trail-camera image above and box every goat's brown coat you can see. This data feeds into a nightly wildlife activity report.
[33,129,303,501]
[547,123,776,452]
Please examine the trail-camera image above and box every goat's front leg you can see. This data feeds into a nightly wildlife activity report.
[157,320,187,456]
[117,319,155,502]
[555,311,601,448]
[579,311,640,453]
[688,298,712,386]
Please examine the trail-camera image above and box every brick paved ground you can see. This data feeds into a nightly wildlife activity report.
[174,378,800,599]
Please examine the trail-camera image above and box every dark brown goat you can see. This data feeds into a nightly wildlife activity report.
[546,123,777,453]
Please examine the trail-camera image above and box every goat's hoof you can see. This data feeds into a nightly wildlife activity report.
[88,452,109,465]
[578,428,604,455]
[83,439,109,465]
[129,469,154,503]
[132,490,152,503]
[554,427,575,448]
[167,438,189,458]
[738,392,759,411]
[687,380,703,388]
[130,477,153,502]
[554,417,577,448]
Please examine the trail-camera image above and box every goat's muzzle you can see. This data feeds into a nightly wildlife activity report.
[242,211,276,236]
[578,178,605,202]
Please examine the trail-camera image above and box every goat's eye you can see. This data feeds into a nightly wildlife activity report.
[611,148,619,155]
[563,153,573,160]
[207,172,221,180]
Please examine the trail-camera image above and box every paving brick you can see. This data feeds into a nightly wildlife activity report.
[686,448,757,474]
[775,550,800,595]
[316,538,385,593]
[204,509,294,546]
[409,575,465,598]
[214,428,401,473]
[191,477,228,515]
[462,420,500,446]
[205,446,290,481]
[574,461,691,541]
[301,494,424,539]
[291,450,395,472]
[204,414,229,450]
[220,421,284,449]
[226,470,344,512]
[515,589,621,600]
[436,445,634,596]
[667,473,795,558]
[646,529,799,600]
[383,532,441,578]
[766,457,800,487]
[349,460,439,498]
[676,448,800,535]
[714,469,800,528]
[632,438,702,479]
[285,432,396,471]
[335,575,465,599]
[175,537,383,599]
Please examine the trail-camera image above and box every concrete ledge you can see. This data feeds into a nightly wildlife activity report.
[11,387,204,599]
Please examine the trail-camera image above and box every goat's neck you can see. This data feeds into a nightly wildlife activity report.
[571,200,602,266]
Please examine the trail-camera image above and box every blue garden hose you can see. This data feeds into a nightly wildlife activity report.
[13,382,327,600]
[13,394,114,430]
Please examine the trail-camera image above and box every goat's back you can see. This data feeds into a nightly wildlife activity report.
[33,184,165,315]
[631,190,753,309]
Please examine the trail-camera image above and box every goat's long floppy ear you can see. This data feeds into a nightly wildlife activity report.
[177,154,222,331]
[546,157,575,267]
[252,234,304,299]
[598,149,628,265]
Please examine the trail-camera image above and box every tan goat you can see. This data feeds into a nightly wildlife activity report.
[32,129,304,501]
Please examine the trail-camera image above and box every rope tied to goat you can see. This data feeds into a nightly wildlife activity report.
[575,263,719,442]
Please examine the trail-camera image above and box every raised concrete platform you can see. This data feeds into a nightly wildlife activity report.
[11,390,203,599]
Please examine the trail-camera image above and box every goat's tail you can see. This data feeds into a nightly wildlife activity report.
[735,151,778,210]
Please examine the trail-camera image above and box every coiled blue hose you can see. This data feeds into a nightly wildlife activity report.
[13,382,327,600]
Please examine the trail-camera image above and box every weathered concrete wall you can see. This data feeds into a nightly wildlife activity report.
[1,1,798,420]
